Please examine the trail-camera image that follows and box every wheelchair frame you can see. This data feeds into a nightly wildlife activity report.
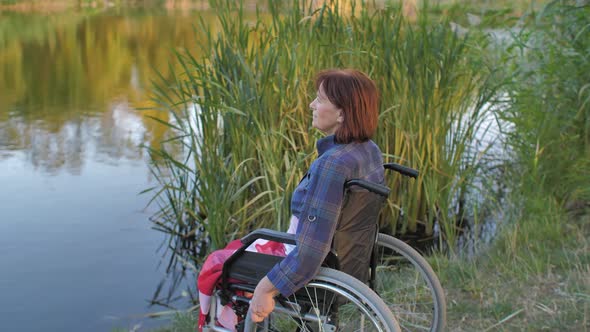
[201,162,445,332]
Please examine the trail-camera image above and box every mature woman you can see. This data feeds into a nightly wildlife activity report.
[249,69,384,323]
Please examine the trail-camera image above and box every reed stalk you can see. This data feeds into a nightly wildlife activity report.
[145,0,498,263]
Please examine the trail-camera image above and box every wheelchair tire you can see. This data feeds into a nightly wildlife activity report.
[244,267,401,332]
[373,233,446,332]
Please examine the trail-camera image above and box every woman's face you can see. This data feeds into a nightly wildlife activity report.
[310,84,343,135]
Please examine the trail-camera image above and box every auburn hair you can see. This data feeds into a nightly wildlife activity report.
[315,69,379,143]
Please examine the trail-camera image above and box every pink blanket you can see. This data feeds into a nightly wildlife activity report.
[197,217,298,331]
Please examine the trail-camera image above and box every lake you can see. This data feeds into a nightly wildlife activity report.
[0,3,219,331]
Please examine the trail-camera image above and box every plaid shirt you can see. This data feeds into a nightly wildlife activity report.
[267,135,384,296]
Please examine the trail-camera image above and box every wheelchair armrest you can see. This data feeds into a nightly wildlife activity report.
[384,162,419,178]
[240,228,296,247]
[344,179,390,198]
[220,229,295,302]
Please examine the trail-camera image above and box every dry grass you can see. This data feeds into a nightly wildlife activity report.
[433,211,590,331]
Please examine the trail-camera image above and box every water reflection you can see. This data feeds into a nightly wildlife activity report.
[0,6,221,331]
[0,8,216,172]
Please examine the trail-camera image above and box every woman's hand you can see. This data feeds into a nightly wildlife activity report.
[249,277,280,323]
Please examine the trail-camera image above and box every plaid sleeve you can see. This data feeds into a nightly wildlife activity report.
[267,157,348,296]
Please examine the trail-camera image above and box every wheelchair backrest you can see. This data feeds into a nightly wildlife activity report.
[331,189,386,284]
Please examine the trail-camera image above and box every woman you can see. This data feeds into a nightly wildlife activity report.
[249,69,384,323]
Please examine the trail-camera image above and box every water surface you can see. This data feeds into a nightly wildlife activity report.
[0,6,212,331]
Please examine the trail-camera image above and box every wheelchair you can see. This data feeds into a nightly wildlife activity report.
[201,163,445,332]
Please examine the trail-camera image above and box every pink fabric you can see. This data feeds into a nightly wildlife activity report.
[197,216,299,331]
[197,239,287,331]
[255,239,287,256]
[198,239,243,297]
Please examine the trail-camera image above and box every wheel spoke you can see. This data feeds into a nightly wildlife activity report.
[373,233,446,332]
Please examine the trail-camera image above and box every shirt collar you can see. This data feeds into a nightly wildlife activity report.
[316,135,338,156]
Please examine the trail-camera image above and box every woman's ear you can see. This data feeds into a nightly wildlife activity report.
[337,110,344,123]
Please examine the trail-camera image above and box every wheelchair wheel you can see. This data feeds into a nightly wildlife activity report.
[373,233,446,332]
[244,267,401,332]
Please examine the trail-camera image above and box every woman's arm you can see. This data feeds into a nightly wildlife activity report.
[265,157,349,296]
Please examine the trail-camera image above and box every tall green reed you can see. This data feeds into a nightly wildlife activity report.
[145,0,498,263]
[366,3,501,249]
[501,0,590,207]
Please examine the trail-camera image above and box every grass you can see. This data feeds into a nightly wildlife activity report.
[434,202,589,331]
[435,2,590,329]
[111,312,199,332]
